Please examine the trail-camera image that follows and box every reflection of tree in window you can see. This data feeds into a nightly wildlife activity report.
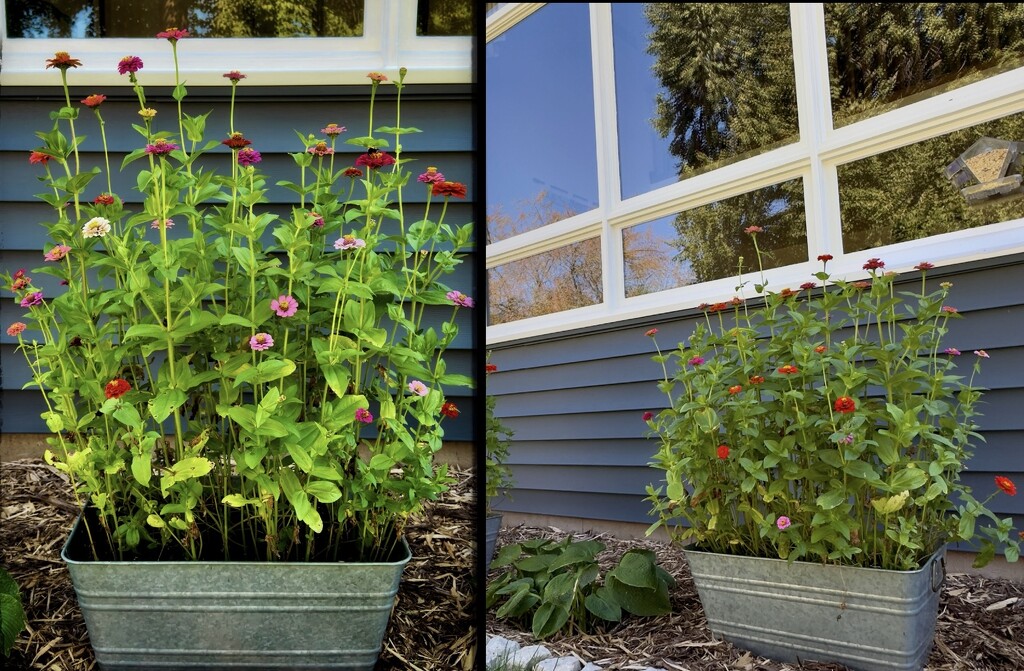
[416,0,473,36]
[6,0,364,37]
[645,3,803,284]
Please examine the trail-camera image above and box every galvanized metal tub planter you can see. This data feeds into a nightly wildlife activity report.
[485,514,502,571]
[61,515,410,671]
[684,545,946,671]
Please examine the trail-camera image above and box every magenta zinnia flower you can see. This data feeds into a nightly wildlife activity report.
[688,356,705,367]
[417,167,445,184]
[156,27,189,42]
[223,71,246,82]
[776,516,791,530]
[249,333,274,351]
[117,55,144,75]
[271,295,298,318]
[145,139,179,155]
[44,244,71,262]
[863,258,885,270]
[408,380,428,396]
[355,151,395,170]
[355,408,373,424]
[237,148,262,167]
[19,291,43,307]
[446,290,474,308]
[945,347,961,356]
[309,212,325,228]
[642,411,654,422]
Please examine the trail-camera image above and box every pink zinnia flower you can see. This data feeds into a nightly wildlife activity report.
[945,348,961,356]
[355,408,373,424]
[446,290,474,308]
[743,225,763,234]
[408,380,428,396]
[44,244,71,262]
[6,322,26,337]
[117,55,144,75]
[309,212,325,228]
[776,516,791,530]
[321,123,346,136]
[334,235,366,251]
[29,151,50,165]
[156,27,189,42]
[942,306,958,314]
[249,333,274,351]
[271,295,298,318]
[642,411,654,422]
[223,71,246,82]
[237,148,262,166]
[688,356,705,367]
[145,139,179,155]
[645,328,658,337]
[417,167,445,184]
[974,350,990,359]
[81,94,106,108]
[307,141,334,156]
[20,291,43,307]
[367,72,388,83]
[151,218,174,230]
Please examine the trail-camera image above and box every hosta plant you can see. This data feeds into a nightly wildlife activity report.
[645,228,1019,570]
[486,536,674,639]
[5,35,473,562]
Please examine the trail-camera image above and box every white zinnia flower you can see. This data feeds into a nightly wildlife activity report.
[82,217,112,238]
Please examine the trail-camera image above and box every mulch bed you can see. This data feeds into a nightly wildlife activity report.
[487,525,1024,671]
[0,458,477,671]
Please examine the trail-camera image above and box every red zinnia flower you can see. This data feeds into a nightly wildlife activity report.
[343,167,363,178]
[117,55,144,75]
[441,401,460,419]
[642,411,654,422]
[800,282,816,291]
[104,378,131,399]
[355,151,395,170]
[29,151,50,165]
[708,302,729,313]
[717,445,730,459]
[221,132,252,149]
[817,254,833,263]
[432,181,467,199]
[645,328,658,337]
[81,94,106,108]
[777,364,799,375]
[995,476,1017,496]
[45,51,82,70]
[93,193,116,205]
[914,262,935,271]
[779,288,795,298]
[863,258,885,270]
[834,396,856,413]
[749,375,765,385]
[815,345,827,354]
[728,385,742,395]
[223,71,246,82]
[486,363,498,374]
[156,27,189,42]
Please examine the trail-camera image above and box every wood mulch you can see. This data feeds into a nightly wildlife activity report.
[0,458,477,671]
[487,524,1024,671]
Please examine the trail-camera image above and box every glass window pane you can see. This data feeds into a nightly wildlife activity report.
[623,178,807,296]
[827,3,1024,128]
[612,3,799,200]
[488,237,603,325]
[839,113,1024,253]
[6,0,364,38]
[417,0,473,36]
[486,4,598,243]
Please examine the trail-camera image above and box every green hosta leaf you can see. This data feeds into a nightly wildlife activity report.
[532,601,570,639]
[515,554,556,573]
[495,585,540,619]
[547,540,604,572]
[0,588,26,656]
[492,543,522,568]
[584,587,622,623]
[607,549,658,589]
[541,571,578,606]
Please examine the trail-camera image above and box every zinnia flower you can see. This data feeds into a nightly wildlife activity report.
[777,364,799,374]
[145,139,178,155]
[223,71,246,82]
[995,476,1017,496]
[6,322,26,337]
[117,55,144,75]
[343,167,363,178]
[367,72,388,83]
[45,51,82,70]
[321,123,346,136]
[717,445,730,459]
[19,292,43,307]
[914,262,935,271]
[307,141,334,156]
[104,378,131,399]
[93,193,116,205]
[408,380,428,396]
[818,254,833,263]
[249,333,274,351]
[221,132,252,149]
[446,290,474,308]
[82,217,111,238]
[271,295,298,318]
[417,167,445,184]
[800,282,816,290]
[688,356,705,367]
[44,244,71,262]
[138,108,157,120]
[642,411,654,422]
[863,258,885,270]
[776,516,791,530]
[441,401,459,419]
[237,148,262,166]
[942,306,958,314]
[834,396,856,413]
[945,348,961,356]
[334,235,366,250]
[814,345,827,354]
[744,225,763,234]
[974,350,990,359]
[11,270,30,291]
[486,364,498,374]
[309,212,325,228]
[29,151,50,165]
[432,181,467,198]
[852,281,871,290]
[728,385,742,395]
[81,94,106,108]
[645,328,658,337]
[355,151,395,170]
[749,375,765,384]
[355,408,374,424]
[940,281,953,289]
[151,218,174,230]
[156,27,189,42]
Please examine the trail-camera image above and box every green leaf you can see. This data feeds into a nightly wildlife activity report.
[0,589,26,656]
[306,480,342,503]
[584,588,622,623]
[145,514,165,528]
[112,403,143,430]
[492,543,522,568]
[532,601,570,639]
[124,324,167,340]
[149,388,186,423]
[607,549,657,589]
[286,441,313,473]
[219,313,256,328]
[221,494,256,508]
[889,467,928,492]
[160,457,214,493]
[131,453,152,486]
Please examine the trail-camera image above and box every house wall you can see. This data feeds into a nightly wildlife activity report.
[488,253,1024,573]
[0,83,477,444]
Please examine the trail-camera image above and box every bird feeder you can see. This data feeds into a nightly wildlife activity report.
[945,136,1023,206]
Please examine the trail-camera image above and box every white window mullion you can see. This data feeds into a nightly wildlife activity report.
[790,3,844,258]
[590,3,621,312]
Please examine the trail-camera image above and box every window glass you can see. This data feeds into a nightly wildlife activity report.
[6,0,364,38]
[612,3,799,201]
[486,3,598,243]
[839,112,1024,253]
[623,178,807,295]
[827,3,1024,128]
[416,0,473,36]
[488,237,604,325]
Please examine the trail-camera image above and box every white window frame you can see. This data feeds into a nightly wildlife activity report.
[485,2,1024,345]
[0,0,472,87]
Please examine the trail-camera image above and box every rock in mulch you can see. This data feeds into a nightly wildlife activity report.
[487,524,1024,671]
[0,458,477,671]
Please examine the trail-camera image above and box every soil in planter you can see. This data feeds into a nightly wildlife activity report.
[64,505,407,564]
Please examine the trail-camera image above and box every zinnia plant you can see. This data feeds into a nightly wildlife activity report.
[5,37,473,563]
[645,229,1019,570]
